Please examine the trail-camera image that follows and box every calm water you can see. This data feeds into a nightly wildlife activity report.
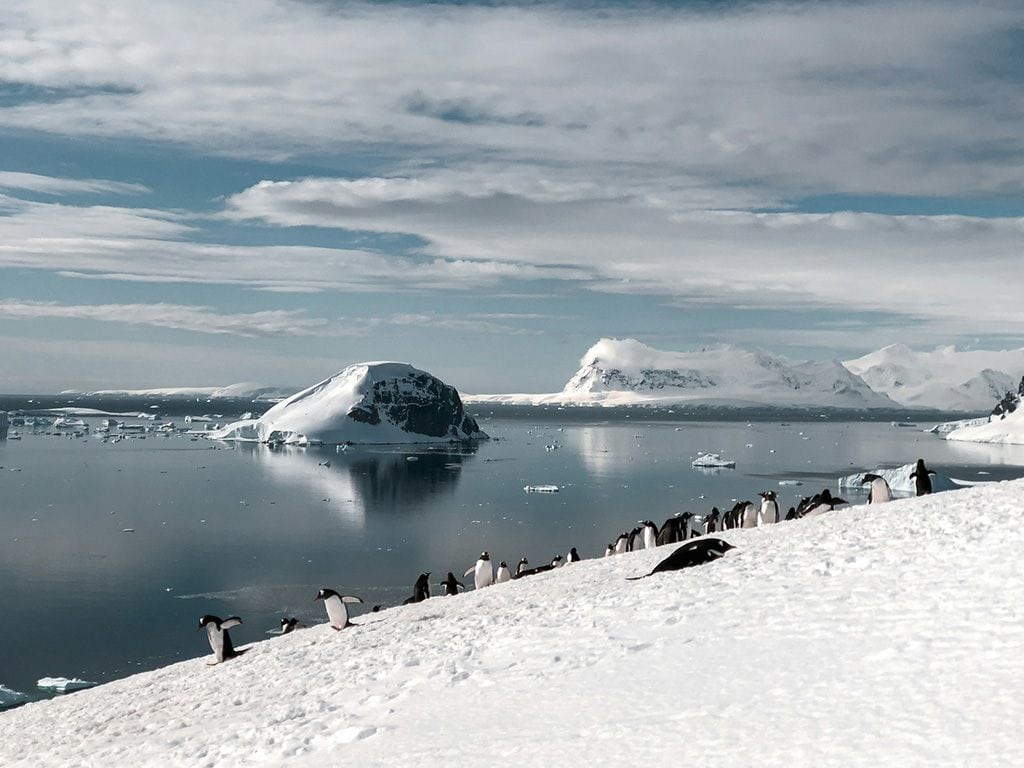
[3,411,1024,703]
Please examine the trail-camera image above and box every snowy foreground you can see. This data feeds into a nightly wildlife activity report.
[4,482,1024,767]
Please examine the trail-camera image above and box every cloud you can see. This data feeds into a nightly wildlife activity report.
[0,171,149,196]
[0,1,1020,200]
[0,300,340,337]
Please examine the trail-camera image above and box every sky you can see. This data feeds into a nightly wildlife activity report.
[0,0,1022,393]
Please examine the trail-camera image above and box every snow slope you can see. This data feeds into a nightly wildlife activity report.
[3,480,1023,767]
[469,338,896,409]
[209,362,486,445]
[844,344,1024,411]
[945,407,1024,445]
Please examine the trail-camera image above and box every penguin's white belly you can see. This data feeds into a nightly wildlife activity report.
[643,529,657,549]
[206,625,224,661]
[615,539,627,554]
[871,479,892,504]
[741,505,758,528]
[475,562,493,589]
[495,567,510,584]
[324,595,349,628]
[758,502,777,526]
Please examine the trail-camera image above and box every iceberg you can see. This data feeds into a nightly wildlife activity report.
[209,362,487,446]
[0,684,28,710]
[691,452,736,468]
[36,677,97,693]
[838,462,958,494]
[945,407,1024,445]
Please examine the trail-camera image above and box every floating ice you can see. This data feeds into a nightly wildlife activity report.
[523,484,560,493]
[691,453,736,469]
[37,677,97,693]
[0,684,28,709]
[837,462,958,494]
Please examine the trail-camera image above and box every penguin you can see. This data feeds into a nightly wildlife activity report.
[464,551,494,589]
[860,473,893,504]
[439,572,465,596]
[758,491,780,526]
[403,572,431,604]
[495,561,512,583]
[784,506,798,521]
[567,547,581,563]
[266,617,304,635]
[909,459,936,496]
[614,532,629,554]
[198,614,244,664]
[550,555,564,568]
[627,539,736,580]
[680,511,698,539]
[723,502,745,529]
[315,588,364,630]
[515,557,531,576]
[656,516,679,546]
[604,544,615,557]
[797,489,848,518]
[626,526,644,551]
[739,501,758,528]
[704,507,720,534]
[642,521,659,549]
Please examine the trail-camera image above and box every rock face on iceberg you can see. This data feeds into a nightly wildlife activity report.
[558,338,895,408]
[210,362,487,445]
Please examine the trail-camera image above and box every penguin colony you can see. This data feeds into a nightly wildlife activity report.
[198,458,935,663]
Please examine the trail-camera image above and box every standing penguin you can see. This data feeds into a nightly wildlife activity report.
[604,544,615,557]
[464,551,494,589]
[550,555,564,569]
[495,561,512,583]
[704,507,720,534]
[403,572,431,604]
[758,491,780,526]
[439,572,465,596]
[626,526,644,551]
[642,521,659,549]
[567,547,581,563]
[909,459,936,496]
[860,473,893,504]
[614,532,629,554]
[515,557,531,576]
[198,614,244,664]
[315,588,364,630]
[739,501,758,528]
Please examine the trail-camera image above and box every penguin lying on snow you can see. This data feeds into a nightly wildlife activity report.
[266,617,304,635]
[315,588,363,630]
[627,539,736,580]
[796,489,848,518]
[198,614,245,664]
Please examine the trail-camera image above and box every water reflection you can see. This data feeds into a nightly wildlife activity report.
[238,442,477,522]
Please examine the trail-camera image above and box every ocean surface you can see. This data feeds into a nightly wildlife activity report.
[3,403,1024,706]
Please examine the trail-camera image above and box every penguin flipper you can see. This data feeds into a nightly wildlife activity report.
[341,595,363,604]
[220,617,243,630]
[463,567,475,578]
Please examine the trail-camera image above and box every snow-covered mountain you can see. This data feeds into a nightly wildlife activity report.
[209,362,487,445]
[469,338,897,409]
[61,383,292,400]
[843,344,1024,411]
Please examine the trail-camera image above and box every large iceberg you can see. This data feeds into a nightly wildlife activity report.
[945,407,1024,445]
[838,462,958,494]
[209,362,487,445]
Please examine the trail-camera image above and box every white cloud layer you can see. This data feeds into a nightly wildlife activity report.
[0,171,149,196]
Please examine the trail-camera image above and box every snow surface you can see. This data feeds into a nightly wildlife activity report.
[837,462,958,494]
[844,344,1024,411]
[945,407,1024,445]
[468,338,895,409]
[4,481,1024,767]
[209,362,486,446]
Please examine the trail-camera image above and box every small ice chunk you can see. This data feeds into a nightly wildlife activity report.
[778,480,803,486]
[0,684,28,709]
[691,453,736,469]
[37,677,97,693]
[524,484,560,493]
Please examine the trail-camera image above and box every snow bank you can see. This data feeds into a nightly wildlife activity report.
[945,407,1024,445]
[838,462,958,494]
[209,362,486,445]
[4,481,1024,766]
